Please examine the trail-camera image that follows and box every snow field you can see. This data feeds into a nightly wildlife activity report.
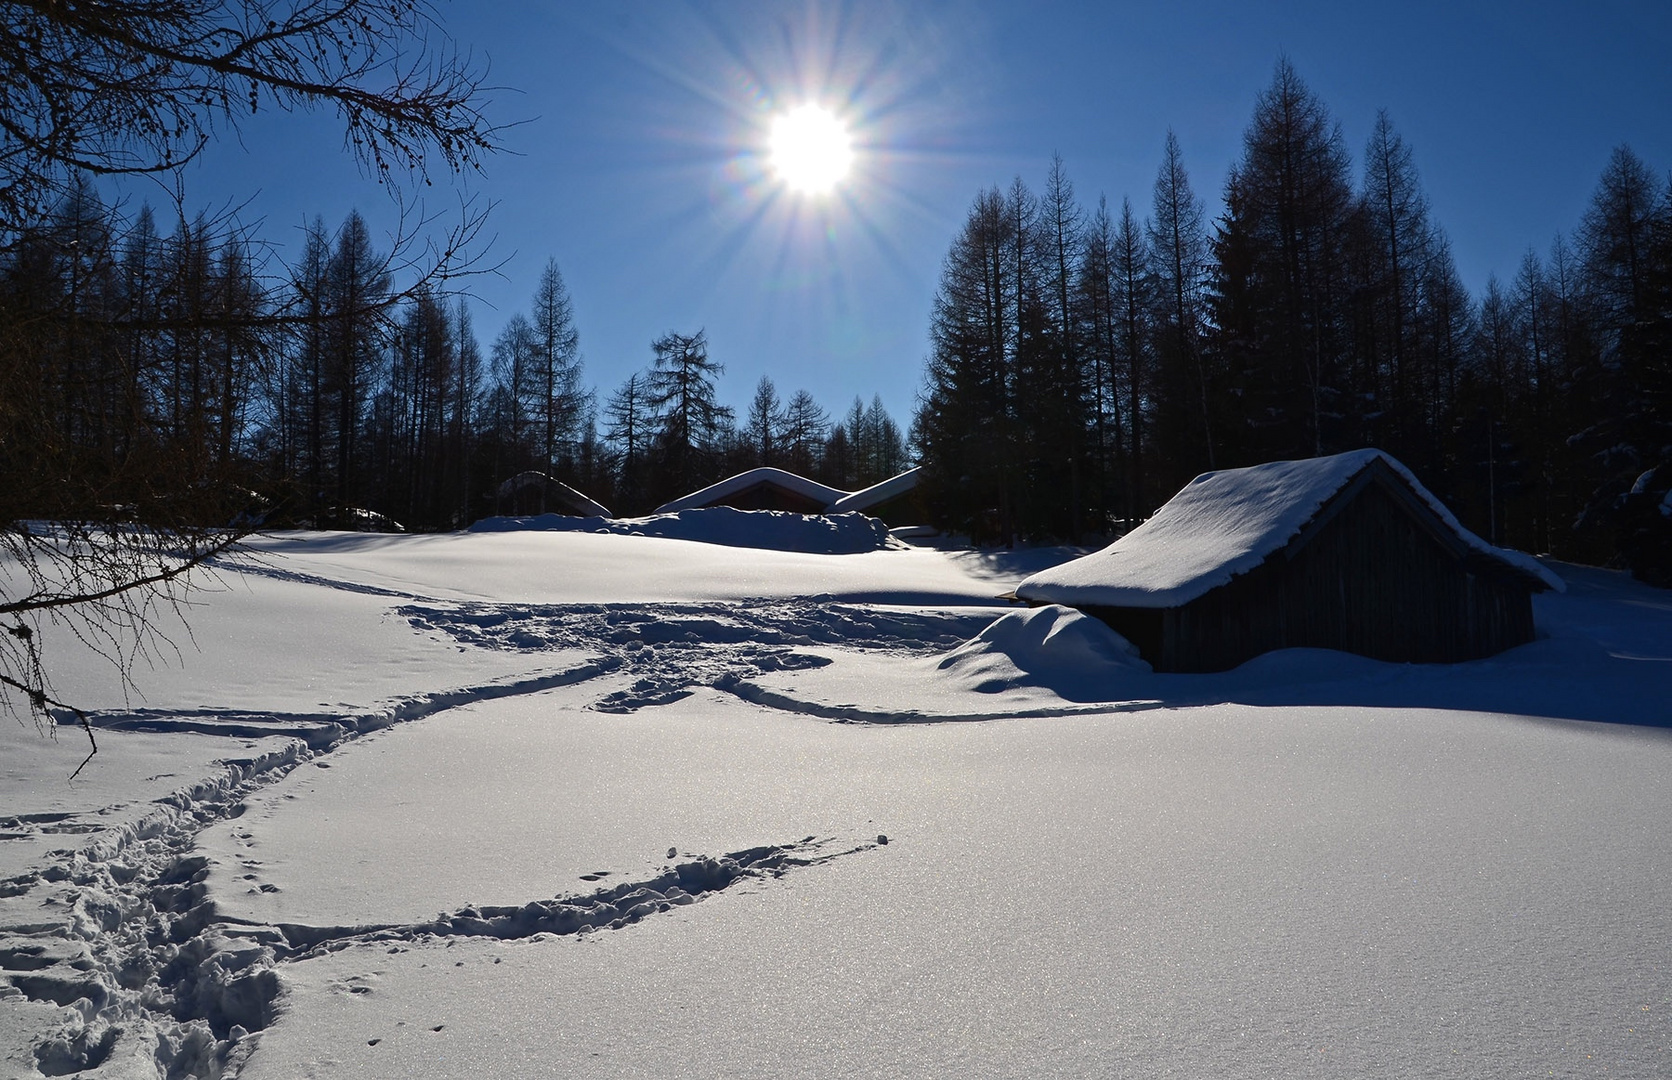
[2,521,1669,1078]
[238,696,1672,1079]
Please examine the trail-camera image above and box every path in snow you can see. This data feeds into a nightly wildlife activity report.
[6,533,1669,1080]
[1,656,623,1078]
[1,534,1021,1078]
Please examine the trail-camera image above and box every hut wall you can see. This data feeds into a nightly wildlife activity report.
[1082,605,1164,665]
[1152,479,1535,672]
[711,483,830,514]
[851,490,925,527]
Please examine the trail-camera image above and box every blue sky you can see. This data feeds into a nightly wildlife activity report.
[158,0,1672,428]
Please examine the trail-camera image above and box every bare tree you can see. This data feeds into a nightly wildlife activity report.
[0,0,500,238]
[0,0,501,763]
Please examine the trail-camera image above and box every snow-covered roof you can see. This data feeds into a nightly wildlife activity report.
[653,467,849,515]
[827,467,921,515]
[496,471,612,517]
[1016,449,1564,609]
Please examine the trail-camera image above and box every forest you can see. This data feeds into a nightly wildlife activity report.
[1,57,1665,579]
[914,61,1671,581]
[0,192,910,531]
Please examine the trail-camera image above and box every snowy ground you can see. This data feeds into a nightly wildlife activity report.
[2,521,1670,1078]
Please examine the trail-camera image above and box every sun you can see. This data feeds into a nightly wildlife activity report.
[768,104,853,194]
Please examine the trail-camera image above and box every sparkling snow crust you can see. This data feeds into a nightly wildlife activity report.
[4,524,1665,1080]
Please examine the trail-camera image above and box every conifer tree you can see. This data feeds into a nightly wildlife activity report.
[745,376,785,466]
[1215,59,1357,462]
[529,258,585,488]
[646,329,724,502]
[1148,130,1215,477]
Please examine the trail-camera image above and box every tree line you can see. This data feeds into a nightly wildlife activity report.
[914,59,1671,581]
[0,0,502,737]
[0,186,909,533]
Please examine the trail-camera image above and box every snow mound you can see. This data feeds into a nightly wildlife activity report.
[468,507,908,554]
[935,605,1150,695]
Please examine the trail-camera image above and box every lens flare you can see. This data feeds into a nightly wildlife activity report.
[769,105,853,194]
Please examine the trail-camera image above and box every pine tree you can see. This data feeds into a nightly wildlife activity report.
[915,187,1014,539]
[1572,148,1672,576]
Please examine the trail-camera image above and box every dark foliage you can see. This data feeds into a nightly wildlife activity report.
[911,59,1672,584]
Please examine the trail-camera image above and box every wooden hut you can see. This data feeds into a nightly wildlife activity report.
[496,471,612,517]
[654,468,848,515]
[827,467,923,527]
[1015,450,1564,673]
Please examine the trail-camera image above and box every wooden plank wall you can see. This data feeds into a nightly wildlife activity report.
[1090,479,1536,673]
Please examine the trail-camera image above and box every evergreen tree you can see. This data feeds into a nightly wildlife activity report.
[528,258,585,487]
[915,187,1015,540]
[1356,109,1435,454]
[322,210,391,519]
[646,329,724,503]
[1571,148,1672,576]
[1214,59,1357,462]
[745,375,785,466]
[1149,130,1216,480]
[604,372,652,513]
[780,389,829,477]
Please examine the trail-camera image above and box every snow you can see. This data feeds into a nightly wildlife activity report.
[1016,449,1565,609]
[493,471,611,517]
[469,505,905,554]
[826,466,921,514]
[2,523,1669,1079]
[651,466,849,514]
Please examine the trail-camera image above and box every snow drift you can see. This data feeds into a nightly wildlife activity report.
[934,604,1150,694]
[469,506,907,554]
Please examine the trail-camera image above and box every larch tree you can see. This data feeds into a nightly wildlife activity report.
[528,258,585,492]
[1215,58,1357,463]
[0,0,501,750]
[1358,109,1435,452]
[1148,130,1215,477]
[915,186,1014,540]
[646,329,724,503]
[1111,197,1152,517]
[745,376,785,466]
[780,390,830,477]
[604,372,652,513]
